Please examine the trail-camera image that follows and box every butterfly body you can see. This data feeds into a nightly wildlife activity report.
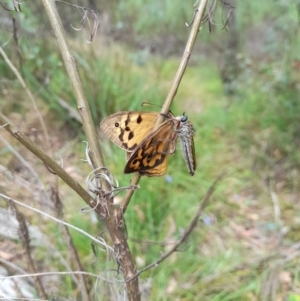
[100,111,196,176]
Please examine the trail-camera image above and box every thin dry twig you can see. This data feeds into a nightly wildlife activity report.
[50,185,91,301]
[85,166,139,199]
[0,134,47,189]
[185,8,199,26]
[0,46,52,156]
[0,0,23,12]
[196,0,235,32]
[10,201,48,299]
[41,0,107,188]
[0,164,37,197]
[1,271,123,284]
[55,0,98,15]
[1,201,97,288]
[221,1,236,30]
[55,0,100,42]
[1,0,223,300]
[0,193,113,253]
[0,257,32,281]
[0,115,96,208]
[41,1,142,298]
[12,18,23,69]
[120,0,210,215]
[56,97,82,122]
[128,173,225,281]
[159,0,209,120]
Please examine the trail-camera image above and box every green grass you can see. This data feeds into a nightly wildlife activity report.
[81,49,299,300]
[2,44,300,298]
[1,1,300,300]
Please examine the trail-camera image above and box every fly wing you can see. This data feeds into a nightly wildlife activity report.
[178,121,196,175]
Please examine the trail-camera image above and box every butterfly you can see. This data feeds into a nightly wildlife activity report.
[100,111,196,176]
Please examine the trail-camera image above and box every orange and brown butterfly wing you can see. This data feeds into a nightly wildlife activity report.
[124,119,179,176]
[100,112,160,151]
[101,110,175,152]
[138,160,168,177]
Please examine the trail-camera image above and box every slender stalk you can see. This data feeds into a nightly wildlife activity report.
[0,46,52,155]
[128,172,225,281]
[0,114,94,204]
[11,202,48,299]
[51,185,91,301]
[41,0,105,175]
[159,0,209,120]
[41,1,140,299]
[121,0,209,214]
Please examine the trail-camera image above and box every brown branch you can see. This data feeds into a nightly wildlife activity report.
[221,1,236,30]
[158,0,209,119]
[41,0,105,181]
[10,201,47,299]
[1,1,220,300]
[12,18,23,70]
[120,0,210,215]
[128,172,225,281]
[41,1,140,300]
[0,115,95,207]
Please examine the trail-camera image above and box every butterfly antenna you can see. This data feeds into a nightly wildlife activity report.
[141,102,162,108]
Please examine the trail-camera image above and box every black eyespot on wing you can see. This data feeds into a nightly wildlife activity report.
[137,114,142,124]
[128,131,134,140]
[115,122,120,127]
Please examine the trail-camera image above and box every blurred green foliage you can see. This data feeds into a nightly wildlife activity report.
[0,0,300,300]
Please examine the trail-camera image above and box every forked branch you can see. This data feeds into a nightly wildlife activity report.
[41,0,140,299]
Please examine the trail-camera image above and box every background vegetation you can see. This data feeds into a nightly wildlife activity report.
[0,0,300,300]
